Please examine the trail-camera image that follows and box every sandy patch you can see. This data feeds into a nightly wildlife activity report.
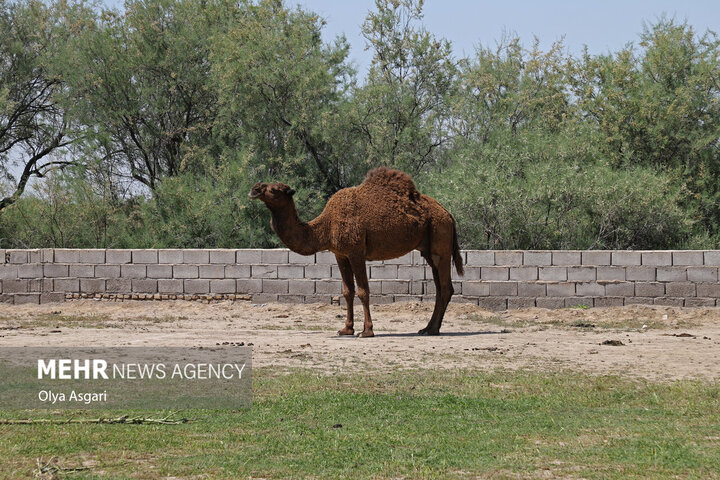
[0,300,718,381]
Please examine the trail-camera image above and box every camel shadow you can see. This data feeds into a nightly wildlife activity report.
[330,330,510,339]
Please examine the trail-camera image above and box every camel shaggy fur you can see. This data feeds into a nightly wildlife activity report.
[250,167,463,337]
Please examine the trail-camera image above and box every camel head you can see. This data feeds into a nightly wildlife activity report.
[249,182,296,206]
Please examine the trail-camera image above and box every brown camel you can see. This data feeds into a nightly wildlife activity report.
[249,167,463,337]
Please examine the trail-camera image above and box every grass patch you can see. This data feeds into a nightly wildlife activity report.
[1,369,719,479]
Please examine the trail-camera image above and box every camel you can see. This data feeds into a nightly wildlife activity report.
[249,167,463,337]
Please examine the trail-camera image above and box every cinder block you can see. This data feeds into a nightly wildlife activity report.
[685,298,716,307]
[654,297,684,307]
[28,279,52,293]
[132,279,157,293]
[395,295,425,303]
[566,297,593,308]
[398,265,425,281]
[305,265,331,279]
[53,249,81,264]
[158,279,184,294]
[488,282,517,296]
[106,279,131,292]
[546,282,575,297]
[477,296,507,311]
[184,249,209,264]
[656,267,686,282]
[673,251,704,266]
[121,265,146,279]
[567,266,596,282]
[237,279,263,294]
[510,266,538,281]
[18,264,42,278]
[642,251,672,266]
[635,282,665,297]
[481,267,509,281]
[262,279,289,294]
[289,280,315,295]
[704,251,720,266]
[315,251,336,264]
[0,266,18,279]
[582,251,611,266]
[174,265,199,279]
[594,297,624,307]
[251,265,277,279]
[665,282,696,297]
[370,265,398,279]
[384,253,413,265]
[25,250,39,263]
[0,249,5,263]
[597,267,625,282]
[225,265,251,278]
[330,265,343,279]
[495,251,522,266]
[250,293,279,304]
[518,282,546,297]
[14,293,40,305]
[210,279,236,294]
[412,250,426,265]
[40,248,54,263]
[369,294,394,305]
[289,251,315,264]
[44,264,69,278]
[236,249,263,264]
[7,250,27,264]
[209,249,237,264]
[381,280,409,294]
[184,279,210,294]
[612,251,641,266]
[457,266,480,280]
[605,282,634,296]
[54,278,79,292]
[697,284,720,298]
[3,280,28,293]
[508,297,536,309]
[278,265,305,279]
[625,297,653,306]
[315,280,341,294]
[106,250,131,264]
[536,297,565,309]
[539,267,567,281]
[625,266,655,282]
[80,278,105,293]
[95,265,121,278]
[553,251,581,265]
[277,294,305,304]
[147,265,172,278]
[466,251,494,266]
[40,293,65,304]
[575,282,605,296]
[132,249,158,264]
[69,265,94,278]
[262,249,289,264]
[158,249,184,264]
[524,251,552,266]
[411,280,424,295]
[199,265,225,279]
[687,267,718,282]
[79,249,106,264]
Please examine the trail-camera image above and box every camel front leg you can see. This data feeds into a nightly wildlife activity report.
[335,255,355,336]
[349,256,374,338]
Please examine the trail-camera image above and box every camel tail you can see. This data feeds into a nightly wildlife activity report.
[451,215,464,276]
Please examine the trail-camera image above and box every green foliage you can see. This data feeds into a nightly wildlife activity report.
[0,0,718,248]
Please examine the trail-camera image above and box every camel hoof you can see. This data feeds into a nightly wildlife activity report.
[357,330,374,338]
[337,328,354,336]
[418,328,440,336]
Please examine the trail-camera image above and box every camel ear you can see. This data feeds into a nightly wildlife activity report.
[287,188,295,196]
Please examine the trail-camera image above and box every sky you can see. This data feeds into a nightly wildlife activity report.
[292,0,720,75]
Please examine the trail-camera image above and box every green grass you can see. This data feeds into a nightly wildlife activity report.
[1,369,719,479]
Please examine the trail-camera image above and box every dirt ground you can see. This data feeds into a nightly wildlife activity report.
[0,299,719,381]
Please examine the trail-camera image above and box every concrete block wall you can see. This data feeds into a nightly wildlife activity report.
[0,249,718,310]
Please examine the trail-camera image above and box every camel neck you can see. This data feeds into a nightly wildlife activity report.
[267,201,328,255]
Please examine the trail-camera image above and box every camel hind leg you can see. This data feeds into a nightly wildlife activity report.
[348,255,374,337]
[419,253,453,335]
[335,255,355,336]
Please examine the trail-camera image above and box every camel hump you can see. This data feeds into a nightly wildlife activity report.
[363,167,420,201]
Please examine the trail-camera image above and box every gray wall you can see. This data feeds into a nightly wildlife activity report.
[1,249,719,309]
